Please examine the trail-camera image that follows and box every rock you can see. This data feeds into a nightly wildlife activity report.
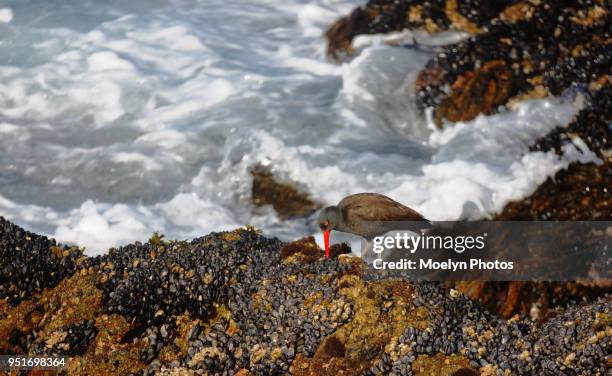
[250,163,320,219]
[411,353,474,376]
[432,59,517,126]
[326,0,515,60]
[465,85,611,324]
[496,160,611,220]
[327,1,609,126]
[1,218,610,375]
[497,82,611,221]
[0,216,85,306]
[452,281,612,320]
[416,0,610,126]
[458,86,611,327]
[531,83,611,161]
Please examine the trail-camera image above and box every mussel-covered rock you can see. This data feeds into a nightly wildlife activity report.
[498,84,611,220]
[416,1,610,126]
[0,216,84,306]
[326,0,516,60]
[1,221,610,375]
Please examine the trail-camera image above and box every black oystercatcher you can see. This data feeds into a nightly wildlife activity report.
[317,193,431,257]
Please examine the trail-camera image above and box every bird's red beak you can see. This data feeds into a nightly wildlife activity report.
[323,229,330,258]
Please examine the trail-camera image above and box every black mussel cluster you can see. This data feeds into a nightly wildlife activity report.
[544,42,611,96]
[94,230,282,326]
[416,0,610,112]
[1,216,609,375]
[333,0,514,45]
[364,283,610,376]
[88,229,352,374]
[0,216,83,306]
[30,319,98,357]
[532,85,611,158]
[139,324,168,363]
[145,241,353,375]
[454,0,515,26]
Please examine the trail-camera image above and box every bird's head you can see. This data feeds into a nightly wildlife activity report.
[317,206,341,257]
[317,206,341,232]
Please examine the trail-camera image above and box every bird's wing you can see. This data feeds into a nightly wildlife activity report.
[340,193,428,222]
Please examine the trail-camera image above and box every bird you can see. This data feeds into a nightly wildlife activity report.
[317,192,431,258]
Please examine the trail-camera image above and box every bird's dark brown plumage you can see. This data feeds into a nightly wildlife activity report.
[338,193,428,223]
[318,192,430,241]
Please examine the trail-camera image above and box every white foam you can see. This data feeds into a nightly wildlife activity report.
[112,152,166,171]
[353,30,471,51]
[87,51,136,72]
[0,122,19,133]
[0,8,13,23]
[54,200,152,252]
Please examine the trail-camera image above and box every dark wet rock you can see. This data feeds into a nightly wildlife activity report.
[0,216,85,306]
[496,83,611,221]
[432,59,517,125]
[453,281,612,320]
[327,1,610,127]
[415,0,610,126]
[326,0,516,60]
[251,163,320,219]
[496,160,611,220]
[531,84,611,160]
[464,85,611,343]
[1,220,610,375]
[34,319,98,356]
[326,0,446,60]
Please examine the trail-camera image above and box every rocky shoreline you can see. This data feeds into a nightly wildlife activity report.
[257,0,610,221]
[1,1,611,375]
[1,218,610,375]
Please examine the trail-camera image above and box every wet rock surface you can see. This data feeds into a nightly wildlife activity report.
[495,160,611,221]
[1,219,610,375]
[251,164,320,219]
[327,1,610,128]
[326,0,516,60]
[417,0,610,127]
[452,281,612,320]
[497,84,611,221]
[0,216,84,306]
[477,85,611,333]
[531,84,611,161]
